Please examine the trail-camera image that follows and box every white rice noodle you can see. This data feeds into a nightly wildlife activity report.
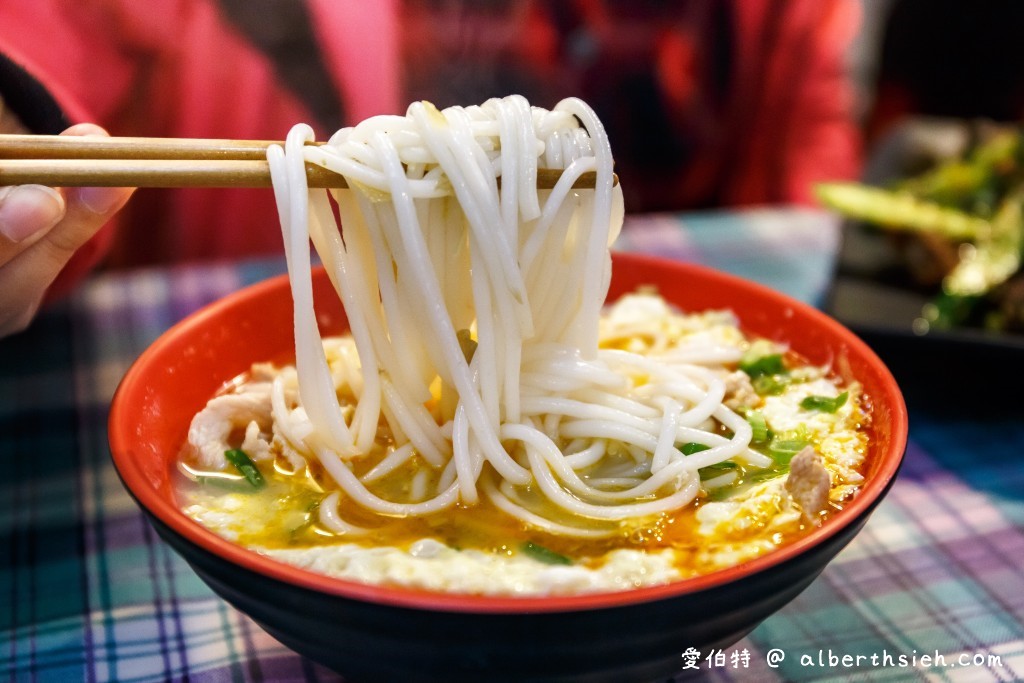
[263,96,753,537]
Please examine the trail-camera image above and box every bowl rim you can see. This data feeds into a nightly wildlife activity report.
[109,252,908,614]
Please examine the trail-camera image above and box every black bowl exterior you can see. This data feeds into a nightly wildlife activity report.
[139,482,889,683]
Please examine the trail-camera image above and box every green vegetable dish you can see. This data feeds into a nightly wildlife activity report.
[817,126,1024,333]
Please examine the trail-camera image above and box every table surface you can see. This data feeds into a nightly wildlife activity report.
[2,208,1022,682]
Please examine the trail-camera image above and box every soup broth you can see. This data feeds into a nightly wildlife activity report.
[180,294,868,594]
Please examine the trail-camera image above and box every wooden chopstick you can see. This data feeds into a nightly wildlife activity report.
[0,135,338,188]
[0,134,611,189]
[0,158,342,188]
[0,134,303,160]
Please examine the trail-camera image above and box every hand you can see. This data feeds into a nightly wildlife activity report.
[0,123,135,337]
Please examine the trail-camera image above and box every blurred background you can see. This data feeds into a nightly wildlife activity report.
[3,0,1024,316]
[219,0,1024,211]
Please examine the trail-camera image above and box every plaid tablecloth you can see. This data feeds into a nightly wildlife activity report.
[2,208,1022,682]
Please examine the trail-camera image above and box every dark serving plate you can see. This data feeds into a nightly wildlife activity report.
[823,118,1024,411]
[826,270,1024,413]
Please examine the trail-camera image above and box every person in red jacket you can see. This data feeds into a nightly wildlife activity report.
[0,0,862,337]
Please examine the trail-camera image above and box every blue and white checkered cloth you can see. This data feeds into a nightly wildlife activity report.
[2,209,1021,682]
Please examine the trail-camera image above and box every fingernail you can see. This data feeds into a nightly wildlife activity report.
[77,186,126,215]
[0,185,66,243]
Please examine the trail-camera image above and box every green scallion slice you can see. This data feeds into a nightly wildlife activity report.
[289,500,321,540]
[195,475,251,492]
[799,391,848,413]
[521,541,571,565]
[224,449,266,490]
[746,469,785,485]
[679,442,711,456]
[752,373,791,396]
[746,411,769,443]
[698,461,738,480]
[739,352,785,378]
[707,485,741,502]
[768,438,810,466]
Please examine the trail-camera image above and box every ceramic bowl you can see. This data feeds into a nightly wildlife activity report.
[109,253,907,683]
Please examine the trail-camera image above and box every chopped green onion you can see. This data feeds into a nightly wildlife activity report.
[746,411,769,443]
[739,352,785,378]
[768,438,810,466]
[698,461,738,480]
[521,541,571,565]
[679,442,711,456]
[752,373,791,396]
[707,487,740,502]
[799,392,848,414]
[195,475,252,492]
[745,469,786,485]
[224,449,266,490]
[701,472,739,491]
[289,500,321,540]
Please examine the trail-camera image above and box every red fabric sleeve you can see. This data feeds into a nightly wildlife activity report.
[0,11,124,302]
[723,0,862,206]
[0,0,317,299]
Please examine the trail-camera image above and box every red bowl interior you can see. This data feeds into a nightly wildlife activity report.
[109,252,907,613]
